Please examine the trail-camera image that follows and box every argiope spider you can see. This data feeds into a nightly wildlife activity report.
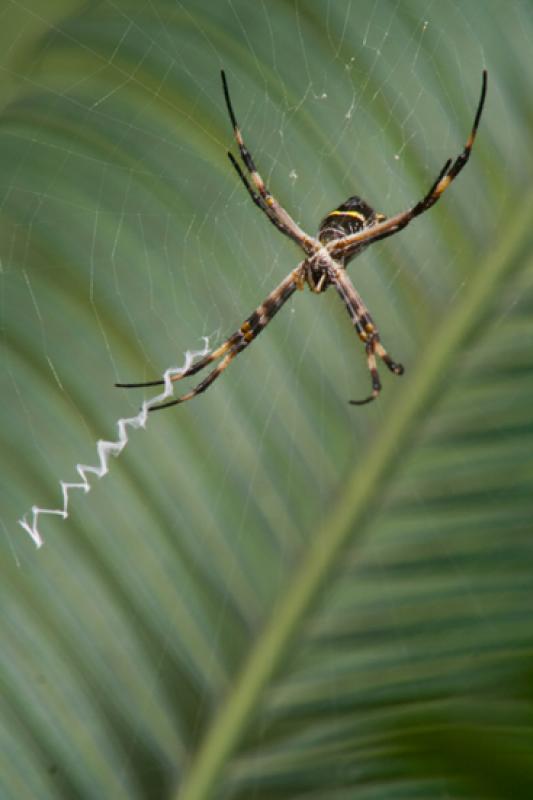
[116,69,487,409]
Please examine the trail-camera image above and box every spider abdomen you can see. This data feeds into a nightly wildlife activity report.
[318,196,384,245]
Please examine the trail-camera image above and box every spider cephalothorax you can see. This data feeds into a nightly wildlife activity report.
[117,69,487,409]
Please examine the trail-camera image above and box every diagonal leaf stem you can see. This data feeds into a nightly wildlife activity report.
[178,194,533,800]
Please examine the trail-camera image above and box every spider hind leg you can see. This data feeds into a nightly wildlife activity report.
[349,337,404,406]
[349,342,382,405]
[114,338,238,389]
[375,341,404,375]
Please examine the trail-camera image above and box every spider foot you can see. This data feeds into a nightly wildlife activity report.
[349,390,379,406]
[350,361,381,406]
[374,343,404,376]
[389,361,405,376]
[115,379,164,388]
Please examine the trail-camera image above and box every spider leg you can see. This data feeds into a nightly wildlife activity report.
[116,267,303,394]
[143,269,302,411]
[148,345,242,411]
[349,341,381,406]
[330,267,404,405]
[329,70,487,261]
[374,341,404,376]
[221,70,317,255]
[227,153,297,243]
[114,337,239,389]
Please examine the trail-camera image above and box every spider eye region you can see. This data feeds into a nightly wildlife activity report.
[318,195,383,244]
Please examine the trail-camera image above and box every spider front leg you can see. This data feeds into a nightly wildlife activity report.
[331,267,404,405]
[221,70,317,255]
[329,70,487,263]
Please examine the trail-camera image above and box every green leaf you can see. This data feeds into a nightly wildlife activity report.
[2,2,533,799]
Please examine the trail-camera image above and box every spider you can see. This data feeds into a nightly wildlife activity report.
[116,69,487,409]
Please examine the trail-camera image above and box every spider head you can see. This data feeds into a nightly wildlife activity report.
[318,196,385,249]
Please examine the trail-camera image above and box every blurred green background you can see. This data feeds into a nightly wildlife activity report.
[2,1,533,798]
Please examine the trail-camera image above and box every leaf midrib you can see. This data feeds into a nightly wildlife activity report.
[178,194,533,800]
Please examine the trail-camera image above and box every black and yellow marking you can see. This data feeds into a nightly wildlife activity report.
[318,196,380,246]
[240,320,255,342]
[327,209,366,223]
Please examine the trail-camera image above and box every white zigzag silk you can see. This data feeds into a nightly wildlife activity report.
[18,340,211,548]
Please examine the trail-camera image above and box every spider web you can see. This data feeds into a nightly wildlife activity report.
[4,1,532,796]
[3,0,493,551]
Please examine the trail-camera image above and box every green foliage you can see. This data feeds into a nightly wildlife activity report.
[1,2,533,798]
